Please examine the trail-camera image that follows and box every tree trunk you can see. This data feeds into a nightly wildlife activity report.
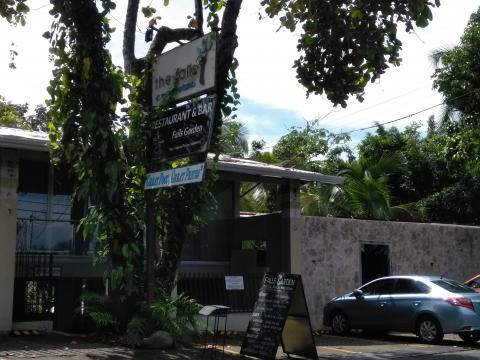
[122,0,243,295]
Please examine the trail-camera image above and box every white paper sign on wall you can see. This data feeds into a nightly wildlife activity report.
[225,275,245,290]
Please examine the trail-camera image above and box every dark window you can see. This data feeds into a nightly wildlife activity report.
[53,165,73,195]
[242,240,267,267]
[393,279,431,294]
[16,160,75,253]
[432,279,476,293]
[361,279,394,295]
[466,277,480,289]
[18,160,48,194]
[415,281,431,294]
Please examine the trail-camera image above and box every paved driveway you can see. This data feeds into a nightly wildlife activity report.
[2,332,480,359]
[311,333,480,359]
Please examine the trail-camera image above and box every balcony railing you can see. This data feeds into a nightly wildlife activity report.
[16,218,77,254]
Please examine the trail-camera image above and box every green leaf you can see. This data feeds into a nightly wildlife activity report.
[141,6,156,18]
[351,8,363,20]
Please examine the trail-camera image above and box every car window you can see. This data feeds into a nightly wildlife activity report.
[468,278,480,288]
[393,279,431,294]
[432,279,476,293]
[361,279,394,295]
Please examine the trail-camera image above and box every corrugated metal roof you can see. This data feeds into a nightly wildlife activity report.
[0,127,343,184]
[0,127,49,152]
[207,154,343,184]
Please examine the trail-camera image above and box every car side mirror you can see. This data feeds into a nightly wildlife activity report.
[353,289,364,298]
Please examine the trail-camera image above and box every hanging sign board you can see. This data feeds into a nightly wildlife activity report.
[144,163,205,190]
[149,95,216,163]
[240,273,318,360]
[152,34,216,106]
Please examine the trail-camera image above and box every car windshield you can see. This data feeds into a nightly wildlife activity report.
[432,279,476,293]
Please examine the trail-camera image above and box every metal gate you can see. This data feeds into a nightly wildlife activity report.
[177,273,263,312]
[13,252,55,322]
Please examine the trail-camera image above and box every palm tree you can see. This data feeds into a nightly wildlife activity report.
[301,183,345,217]
[218,117,249,157]
[334,153,411,220]
[429,46,461,124]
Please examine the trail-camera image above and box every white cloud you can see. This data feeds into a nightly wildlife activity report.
[0,0,479,142]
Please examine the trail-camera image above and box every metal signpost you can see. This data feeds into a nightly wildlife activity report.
[145,34,217,303]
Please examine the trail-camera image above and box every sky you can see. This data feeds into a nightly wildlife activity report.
[1,1,480,151]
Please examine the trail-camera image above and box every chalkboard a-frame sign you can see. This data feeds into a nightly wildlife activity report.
[240,273,318,360]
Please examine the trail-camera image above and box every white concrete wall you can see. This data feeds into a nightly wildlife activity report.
[293,216,480,330]
[0,149,19,332]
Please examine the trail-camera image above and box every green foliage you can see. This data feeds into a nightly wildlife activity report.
[0,0,29,26]
[251,119,351,171]
[246,120,352,214]
[123,289,201,347]
[432,9,480,120]
[150,289,201,340]
[430,9,480,209]
[261,0,440,107]
[90,311,116,328]
[204,0,227,30]
[0,95,28,128]
[354,117,480,224]
[218,117,249,157]
[79,287,200,348]
[335,153,409,220]
[0,95,47,131]
[301,184,341,217]
[78,292,117,331]
[125,315,148,347]
[45,0,146,332]
[141,6,156,18]
[419,179,480,224]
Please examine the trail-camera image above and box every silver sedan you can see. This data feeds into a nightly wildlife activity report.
[323,275,480,343]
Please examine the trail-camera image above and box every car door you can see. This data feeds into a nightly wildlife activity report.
[351,279,395,329]
[388,278,431,331]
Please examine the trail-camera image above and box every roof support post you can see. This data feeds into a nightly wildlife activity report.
[281,179,301,274]
[0,149,19,332]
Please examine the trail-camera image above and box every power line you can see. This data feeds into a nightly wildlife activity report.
[326,85,430,124]
[336,91,473,136]
[109,14,145,34]
[30,3,50,11]
[337,102,443,136]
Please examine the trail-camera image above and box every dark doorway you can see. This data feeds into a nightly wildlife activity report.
[361,244,390,285]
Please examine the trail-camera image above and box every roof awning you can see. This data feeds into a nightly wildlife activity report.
[0,127,343,185]
[0,127,49,152]
[207,154,343,185]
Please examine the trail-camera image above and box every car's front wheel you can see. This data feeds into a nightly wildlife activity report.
[331,311,350,335]
[459,332,480,344]
[416,316,444,343]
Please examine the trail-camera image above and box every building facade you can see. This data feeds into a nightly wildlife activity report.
[0,127,343,333]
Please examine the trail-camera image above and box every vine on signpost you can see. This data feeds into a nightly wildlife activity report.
[122,0,243,290]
